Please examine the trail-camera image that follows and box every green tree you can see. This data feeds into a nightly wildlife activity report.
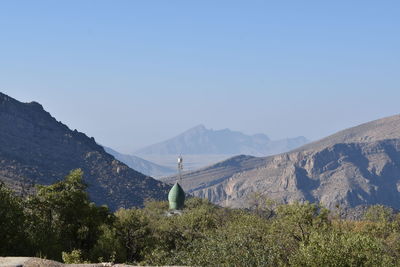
[25,169,112,260]
[0,182,27,255]
[90,224,126,263]
[173,212,279,267]
[364,205,393,223]
[114,208,152,264]
[290,230,394,266]
[141,198,231,266]
[361,205,393,239]
[247,192,277,219]
[274,202,330,243]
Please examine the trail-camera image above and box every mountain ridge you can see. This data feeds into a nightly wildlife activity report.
[134,124,308,170]
[135,124,308,156]
[293,114,400,152]
[0,92,169,210]
[161,114,400,210]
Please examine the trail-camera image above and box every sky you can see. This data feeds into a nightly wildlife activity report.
[1,1,399,153]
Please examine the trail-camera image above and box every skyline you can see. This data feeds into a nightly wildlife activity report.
[1,1,400,153]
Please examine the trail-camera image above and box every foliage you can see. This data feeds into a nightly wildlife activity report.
[3,172,400,266]
[0,182,27,255]
[24,169,113,261]
[290,230,394,267]
[62,249,88,264]
[89,224,124,263]
[171,211,279,267]
[364,205,393,223]
[113,208,152,264]
[247,192,277,218]
[274,202,330,243]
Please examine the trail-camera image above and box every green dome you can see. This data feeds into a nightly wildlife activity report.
[168,182,185,210]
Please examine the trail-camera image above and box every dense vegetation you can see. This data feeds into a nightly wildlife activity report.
[1,169,400,266]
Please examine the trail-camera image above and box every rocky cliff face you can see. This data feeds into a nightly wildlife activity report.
[0,92,169,210]
[162,115,400,209]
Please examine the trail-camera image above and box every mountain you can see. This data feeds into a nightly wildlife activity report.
[161,114,400,210]
[135,124,308,170]
[0,92,169,210]
[135,124,308,156]
[103,146,175,178]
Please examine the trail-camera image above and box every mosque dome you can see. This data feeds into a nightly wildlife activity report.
[168,182,185,210]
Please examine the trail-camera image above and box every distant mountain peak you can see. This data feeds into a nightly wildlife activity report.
[186,124,207,133]
[192,124,206,130]
[135,124,308,157]
[161,114,400,210]
[252,133,270,141]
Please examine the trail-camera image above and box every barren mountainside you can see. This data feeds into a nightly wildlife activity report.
[162,114,400,210]
[0,92,169,210]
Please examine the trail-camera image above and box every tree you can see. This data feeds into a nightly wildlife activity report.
[0,182,27,255]
[171,212,279,267]
[247,192,276,219]
[274,202,330,244]
[114,208,152,264]
[90,224,126,263]
[25,169,112,260]
[364,205,393,223]
[290,230,394,266]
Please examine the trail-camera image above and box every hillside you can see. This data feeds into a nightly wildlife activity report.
[104,146,175,178]
[162,114,400,210]
[135,124,308,170]
[0,92,169,210]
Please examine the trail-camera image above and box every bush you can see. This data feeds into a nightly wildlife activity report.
[62,249,87,264]
[3,173,400,266]
[290,230,394,267]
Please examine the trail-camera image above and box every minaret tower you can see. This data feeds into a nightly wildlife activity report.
[168,156,185,210]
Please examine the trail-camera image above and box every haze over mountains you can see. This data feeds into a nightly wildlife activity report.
[103,146,175,178]
[4,90,400,212]
[134,124,308,171]
[0,92,169,210]
[162,114,400,210]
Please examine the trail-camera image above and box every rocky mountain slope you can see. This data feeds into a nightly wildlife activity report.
[0,92,169,210]
[104,146,175,178]
[162,115,400,210]
[135,124,308,170]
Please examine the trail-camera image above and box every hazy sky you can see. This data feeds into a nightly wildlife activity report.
[1,1,399,153]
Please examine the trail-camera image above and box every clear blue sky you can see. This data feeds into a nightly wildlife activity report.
[1,1,399,153]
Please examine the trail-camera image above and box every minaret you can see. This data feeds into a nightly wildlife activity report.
[168,156,185,210]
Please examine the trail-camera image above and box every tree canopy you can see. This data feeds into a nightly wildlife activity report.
[1,170,400,266]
